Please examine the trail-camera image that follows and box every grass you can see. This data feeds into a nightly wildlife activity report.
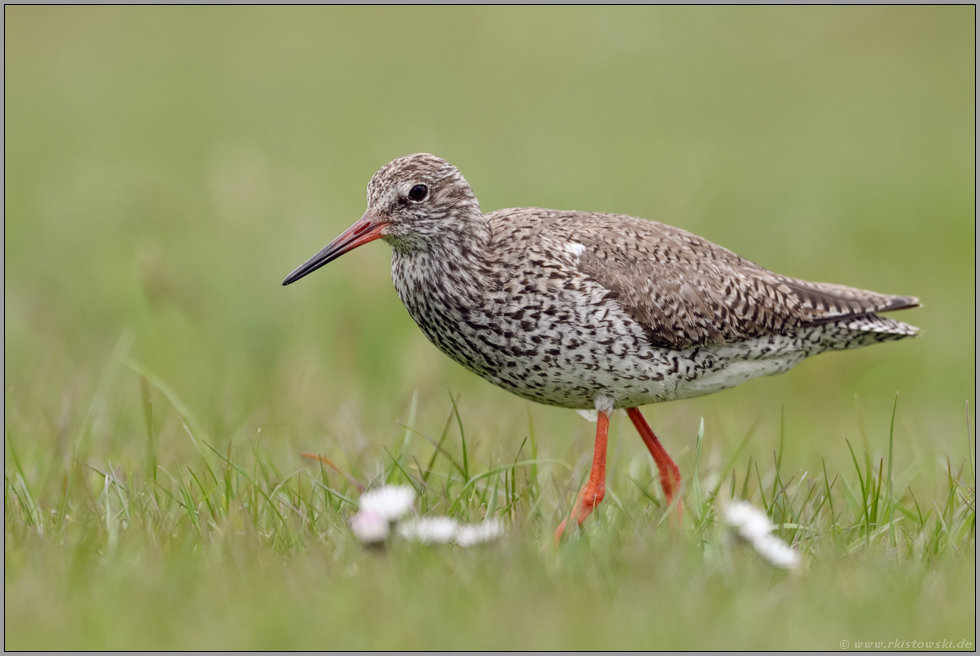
[4,5,976,650]
[4,355,976,649]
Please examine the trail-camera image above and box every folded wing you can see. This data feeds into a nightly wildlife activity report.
[570,214,919,349]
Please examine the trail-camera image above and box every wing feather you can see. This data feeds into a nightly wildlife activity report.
[502,210,919,349]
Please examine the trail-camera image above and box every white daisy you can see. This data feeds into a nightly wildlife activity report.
[397,517,459,544]
[723,499,775,540]
[350,510,389,544]
[454,519,505,547]
[750,533,801,569]
[358,485,415,521]
[722,500,800,569]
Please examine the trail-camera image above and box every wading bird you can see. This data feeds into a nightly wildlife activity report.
[283,154,918,539]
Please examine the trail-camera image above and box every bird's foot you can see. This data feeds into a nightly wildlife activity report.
[553,480,606,543]
[554,409,610,543]
[626,407,683,520]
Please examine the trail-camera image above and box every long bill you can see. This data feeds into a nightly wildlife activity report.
[282,212,384,286]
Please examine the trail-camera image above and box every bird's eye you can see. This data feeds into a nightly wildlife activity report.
[408,184,428,201]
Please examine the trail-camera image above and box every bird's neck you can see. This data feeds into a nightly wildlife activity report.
[390,213,493,310]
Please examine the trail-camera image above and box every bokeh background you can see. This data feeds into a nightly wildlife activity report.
[4,6,975,649]
[6,6,974,465]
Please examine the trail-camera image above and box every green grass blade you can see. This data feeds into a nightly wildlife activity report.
[527,405,538,502]
[447,459,566,516]
[887,392,898,545]
[383,445,421,493]
[966,400,975,482]
[309,479,359,509]
[449,391,469,482]
[710,411,763,500]
[397,390,418,469]
[693,417,704,520]
[416,401,460,483]
[4,430,43,535]
[127,358,210,460]
[139,375,157,484]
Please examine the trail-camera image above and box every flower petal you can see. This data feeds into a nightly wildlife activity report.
[750,533,801,569]
[359,485,415,521]
[723,499,775,539]
[350,511,389,544]
[454,519,505,547]
[722,500,800,569]
[397,517,459,544]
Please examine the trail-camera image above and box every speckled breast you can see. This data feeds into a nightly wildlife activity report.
[392,249,725,409]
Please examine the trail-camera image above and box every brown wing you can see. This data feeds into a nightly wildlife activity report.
[563,213,919,348]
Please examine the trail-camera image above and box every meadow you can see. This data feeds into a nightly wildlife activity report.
[4,7,975,650]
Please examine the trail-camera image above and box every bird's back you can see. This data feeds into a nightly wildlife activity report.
[484,208,919,350]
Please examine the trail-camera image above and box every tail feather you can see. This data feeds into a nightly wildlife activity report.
[778,277,920,326]
[842,315,918,337]
[809,314,919,354]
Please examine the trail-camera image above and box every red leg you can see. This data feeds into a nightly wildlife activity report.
[626,407,681,513]
[554,410,610,542]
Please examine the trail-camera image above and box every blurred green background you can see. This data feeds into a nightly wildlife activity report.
[5,6,973,466]
[3,6,975,649]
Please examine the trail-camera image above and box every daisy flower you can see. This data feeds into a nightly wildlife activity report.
[358,485,415,522]
[350,511,389,544]
[454,519,505,547]
[722,500,800,569]
[397,517,459,544]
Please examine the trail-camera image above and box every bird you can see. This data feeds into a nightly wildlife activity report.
[282,153,919,540]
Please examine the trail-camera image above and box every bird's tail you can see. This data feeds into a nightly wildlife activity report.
[815,314,919,352]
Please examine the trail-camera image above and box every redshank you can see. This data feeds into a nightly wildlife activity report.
[283,153,919,539]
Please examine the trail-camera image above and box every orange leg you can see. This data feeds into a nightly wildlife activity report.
[626,407,681,513]
[554,409,610,542]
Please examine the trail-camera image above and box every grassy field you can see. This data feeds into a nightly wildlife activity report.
[4,6,975,650]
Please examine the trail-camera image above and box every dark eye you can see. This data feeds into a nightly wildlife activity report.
[408,184,428,201]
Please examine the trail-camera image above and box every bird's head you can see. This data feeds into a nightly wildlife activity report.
[282,153,481,286]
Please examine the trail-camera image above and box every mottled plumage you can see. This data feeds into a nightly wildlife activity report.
[283,152,919,535]
[328,153,918,410]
